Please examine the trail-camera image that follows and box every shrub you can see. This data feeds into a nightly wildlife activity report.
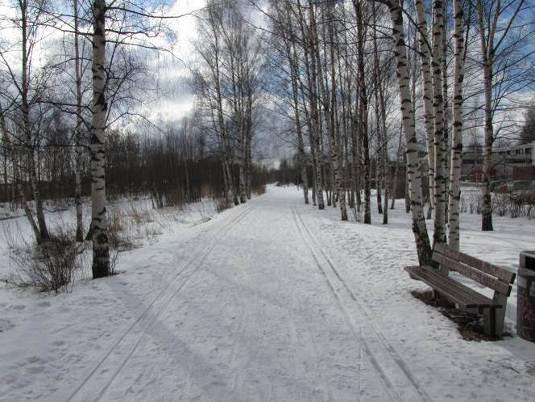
[492,192,509,217]
[7,227,85,293]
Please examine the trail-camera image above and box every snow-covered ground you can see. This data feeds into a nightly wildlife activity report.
[1,186,534,401]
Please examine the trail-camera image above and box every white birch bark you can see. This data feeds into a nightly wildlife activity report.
[431,0,447,245]
[327,2,347,220]
[415,0,436,216]
[90,0,110,278]
[73,0,84,242]
[448,0,465,251]
[302,0,325,209]
[380,0,432,264]
[287,37,310,205]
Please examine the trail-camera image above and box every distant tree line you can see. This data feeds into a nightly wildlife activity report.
[0,115,270,208]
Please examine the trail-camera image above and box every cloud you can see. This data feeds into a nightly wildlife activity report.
[138,0,207,123]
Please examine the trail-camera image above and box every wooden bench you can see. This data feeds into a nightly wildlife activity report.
[405,244,516,337]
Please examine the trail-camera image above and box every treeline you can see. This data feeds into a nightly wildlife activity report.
[0,117,270,208]
[106,123,270,207]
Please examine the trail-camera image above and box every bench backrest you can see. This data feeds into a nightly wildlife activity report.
[432,244,516,296]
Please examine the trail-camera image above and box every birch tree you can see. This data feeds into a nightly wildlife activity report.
[0,0,51,243]
[73,0,85,242]
[447,0,466,251]
[415,0,436,220]
[431,0,448,245]
[375,0,432,264]
[89,0,110,278]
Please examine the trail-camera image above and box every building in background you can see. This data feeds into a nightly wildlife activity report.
[462,141,535,182]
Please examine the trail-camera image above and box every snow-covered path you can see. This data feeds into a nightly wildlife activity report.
[2,186,535,401]
[68,190,415,401]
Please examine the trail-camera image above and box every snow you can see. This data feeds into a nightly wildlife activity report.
[1,185,535,401]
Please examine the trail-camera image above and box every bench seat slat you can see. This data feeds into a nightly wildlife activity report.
[432,253,512,296]
[405,265,499,308]
[434,243,515,284]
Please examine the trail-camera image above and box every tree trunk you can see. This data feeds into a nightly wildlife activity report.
[303,0,324,210]
[415,0,436,218]
[481,59,494,231]
[391,122,403,210]
[90,0,110,278]
[448,0,465,250]
[354,0,371,224]
[21,2,49,243]
[431,0,447,245]
[384,0,432,265]
[74,0,84,242]
[286,25,309,205]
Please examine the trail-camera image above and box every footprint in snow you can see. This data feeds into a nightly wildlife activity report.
[27,356,41,364]
[0,318,15,333]
[26,364,45,374]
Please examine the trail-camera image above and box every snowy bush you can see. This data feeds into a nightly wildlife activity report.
[462,191,482,214]
[461,188,535,219]
[492,192,509,217]
[7,227,85,293]
[490,190,535,219]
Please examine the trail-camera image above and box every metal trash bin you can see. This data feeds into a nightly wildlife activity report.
[517,251,535,342]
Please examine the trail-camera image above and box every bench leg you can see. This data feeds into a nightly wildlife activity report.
[493,293,507,337]
[483,306,506,338]
[483,308,496,337]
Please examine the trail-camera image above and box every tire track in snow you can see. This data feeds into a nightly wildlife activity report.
[292,207,433,402]
[62,205,254,402]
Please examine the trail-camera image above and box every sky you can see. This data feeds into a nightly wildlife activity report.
[141,0,207,124]
[0,0,206,123]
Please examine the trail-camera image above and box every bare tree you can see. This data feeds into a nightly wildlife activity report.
[0,0,52,243]
[474,0,533,231]
[447,0,467,251]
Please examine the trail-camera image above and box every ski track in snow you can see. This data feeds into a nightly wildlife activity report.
[65,205,255,402]
[291,207,431,402]
[1,186,535,401]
